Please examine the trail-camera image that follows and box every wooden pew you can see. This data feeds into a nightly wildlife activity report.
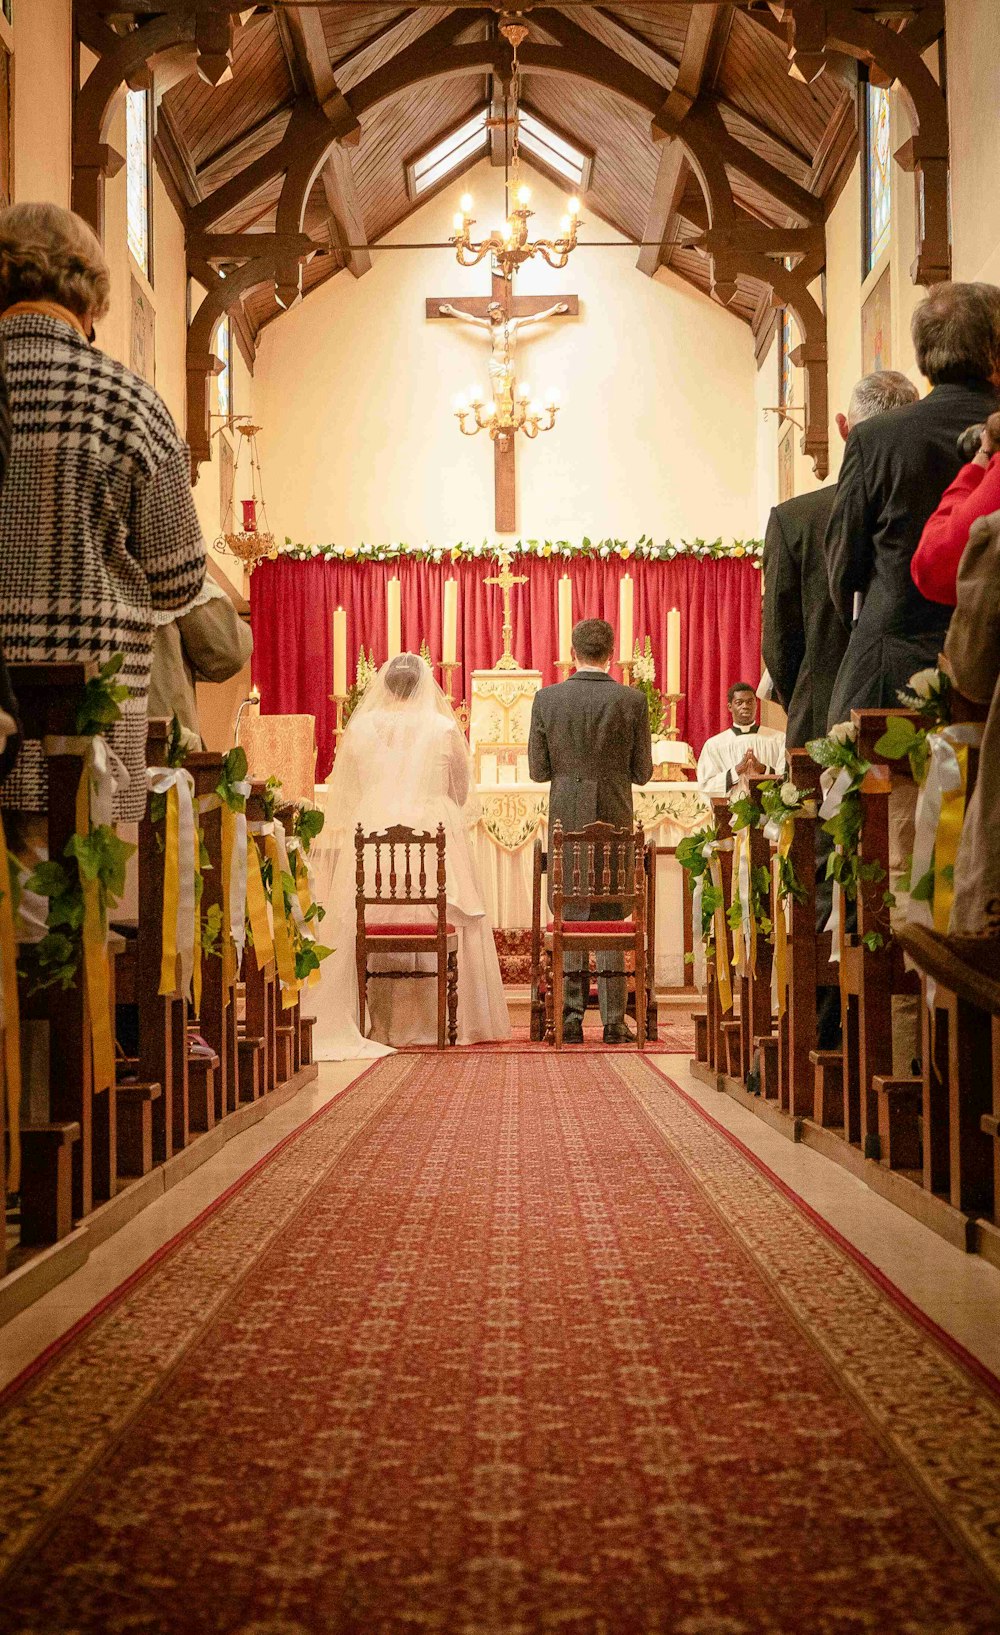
[134,718,188,1162]
[6,664,98,1244]
[242,783,278,1095]
[189,750,238,1119]
[769,754,838,1119]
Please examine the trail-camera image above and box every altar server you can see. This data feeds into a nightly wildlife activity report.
[696,681,785,794]
[313,653,510,1058]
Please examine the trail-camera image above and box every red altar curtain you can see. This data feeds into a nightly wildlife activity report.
[250,554,762,782]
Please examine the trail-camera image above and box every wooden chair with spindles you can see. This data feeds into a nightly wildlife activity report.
[355,822,458,1050]
[543,820,648,1050]
[531,832,658,1043]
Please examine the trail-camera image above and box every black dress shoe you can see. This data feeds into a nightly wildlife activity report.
[562,1019,584,1043]
[603,1022,636,1044]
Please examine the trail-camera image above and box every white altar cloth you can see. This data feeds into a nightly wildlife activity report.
[315,779,709,990]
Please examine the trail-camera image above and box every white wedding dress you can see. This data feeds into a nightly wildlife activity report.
[311,654,511,1059]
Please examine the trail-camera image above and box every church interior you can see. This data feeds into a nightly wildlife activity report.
[2,1,1000,1630]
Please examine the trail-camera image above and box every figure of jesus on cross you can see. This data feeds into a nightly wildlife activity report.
[427,267,578,531]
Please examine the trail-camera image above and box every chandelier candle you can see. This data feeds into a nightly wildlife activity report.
[442,579,458,666]
[619,575,634,666]
[332,608,347,700]
[387,578,402,661]
[558,576,573,667]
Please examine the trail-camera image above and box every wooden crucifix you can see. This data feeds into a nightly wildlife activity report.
[426,269,578,532]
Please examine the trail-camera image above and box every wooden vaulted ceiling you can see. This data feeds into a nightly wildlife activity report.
[155,2,858,342]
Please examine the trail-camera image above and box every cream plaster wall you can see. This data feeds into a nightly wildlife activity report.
[946,0,1000,283]
[12,0,72,206]
[253,157,759,546]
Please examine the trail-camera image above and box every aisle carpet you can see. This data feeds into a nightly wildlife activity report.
[2,1055,1000,1634]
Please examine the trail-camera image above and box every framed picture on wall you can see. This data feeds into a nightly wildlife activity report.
[129,274,155,385]
[0,40,12,208]
[862,266,892,374]
[778,425,795,504]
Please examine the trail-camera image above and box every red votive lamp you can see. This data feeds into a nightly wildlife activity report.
[241,498,257,532]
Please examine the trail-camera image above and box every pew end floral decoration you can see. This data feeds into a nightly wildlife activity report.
[758,779,811,909]
[22,656,135,994]
[807,719,888,952]
[874,668,951,784]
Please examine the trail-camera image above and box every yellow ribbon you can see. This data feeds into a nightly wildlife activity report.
[0,815,22,1191]
[265,834,299,1008]
[160,784,180,996]
[709,852,733,1013]
[933,742,968,934]
[245,835,275,970]
[75,765,116,1094]
[220,805,237,990]
[293,854,322,987]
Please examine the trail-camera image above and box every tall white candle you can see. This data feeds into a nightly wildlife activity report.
[618,574,634,664]
[386,577,402,660]
[558,576,573,665]
[666,606,681,695]
[332,606,347,698]
[442,578,458,665]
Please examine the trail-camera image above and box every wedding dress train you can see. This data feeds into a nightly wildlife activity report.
[311,654,511,1060]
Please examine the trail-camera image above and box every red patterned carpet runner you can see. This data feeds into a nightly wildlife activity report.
[2,1054,999,1634]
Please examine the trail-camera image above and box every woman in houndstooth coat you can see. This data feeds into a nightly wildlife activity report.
[0,202,207,824]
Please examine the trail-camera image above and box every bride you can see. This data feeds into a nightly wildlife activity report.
[312,652,511,1059]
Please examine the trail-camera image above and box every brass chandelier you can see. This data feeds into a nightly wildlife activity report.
[450,13,583,279]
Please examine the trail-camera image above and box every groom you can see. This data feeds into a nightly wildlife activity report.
[528,618,653,1043]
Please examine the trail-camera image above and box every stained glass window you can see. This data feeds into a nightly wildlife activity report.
[216,317,232,422]
[126,88,151,279]
[779,310,795,409]
[864,80,892,274]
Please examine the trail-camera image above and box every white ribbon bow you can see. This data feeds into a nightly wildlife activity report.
[273,818,309,939]
[228,780,251,965]
[43,734,131,829]
[147,766,197,1000]
[819,765,853,822]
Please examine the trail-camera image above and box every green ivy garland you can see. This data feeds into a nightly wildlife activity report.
[279,534,764,567]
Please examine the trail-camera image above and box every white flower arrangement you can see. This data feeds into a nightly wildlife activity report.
[779,781,802,809]
[828,719,859,746]
[906,667,939,700]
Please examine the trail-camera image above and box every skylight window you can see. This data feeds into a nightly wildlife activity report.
[410,110,489,197]
[517,110,588,189]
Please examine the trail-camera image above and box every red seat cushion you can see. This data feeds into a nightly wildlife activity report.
[547,920,635,935]
[365,922,455,937]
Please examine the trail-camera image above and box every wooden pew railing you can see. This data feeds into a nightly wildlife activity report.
[687,705,998,1265]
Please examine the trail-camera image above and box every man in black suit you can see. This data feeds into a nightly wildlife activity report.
[528,618,653,1043]
[825,282,1000,724]
[763,370,918,748]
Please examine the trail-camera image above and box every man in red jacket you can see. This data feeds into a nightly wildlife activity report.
[912,411,1000,604]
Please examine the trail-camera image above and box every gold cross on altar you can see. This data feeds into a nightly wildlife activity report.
[484,547,529,670]
[426,271,578,532]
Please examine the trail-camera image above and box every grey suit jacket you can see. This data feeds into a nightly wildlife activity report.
[528,668,653,830]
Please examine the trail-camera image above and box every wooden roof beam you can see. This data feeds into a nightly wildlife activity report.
[639,3,731,276]
[590,4,813,169]
[277,4,370,278]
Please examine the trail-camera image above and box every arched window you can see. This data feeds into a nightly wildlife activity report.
[216,317,232,422]
[126,88,152,281]
[863,80,892,275]
[779,310,795,409]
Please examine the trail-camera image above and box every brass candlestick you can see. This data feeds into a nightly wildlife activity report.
[620,661,633,686]
[662,693,683,741]
[331,694,347,755]
[440,660,460,704]
[555,659,572,680]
